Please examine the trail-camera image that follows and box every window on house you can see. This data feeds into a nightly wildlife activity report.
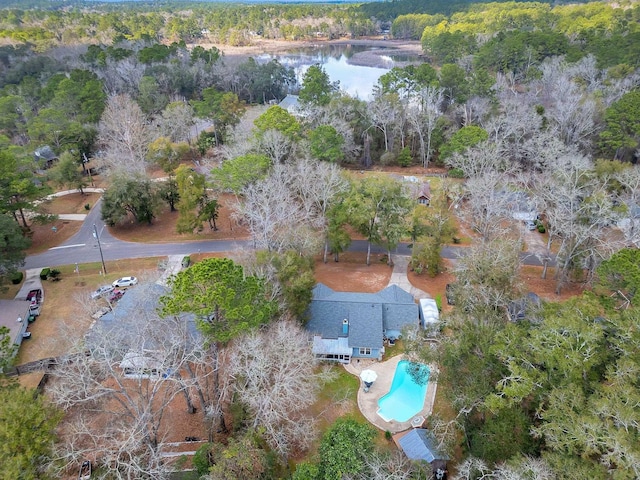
[359,347,371,355]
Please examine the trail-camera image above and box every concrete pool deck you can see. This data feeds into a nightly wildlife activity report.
[345,354,438,433]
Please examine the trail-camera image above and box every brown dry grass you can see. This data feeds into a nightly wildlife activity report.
[26,219,82,254]
[408,259,585,309]
[314,252,393,292]
[39,192,101,215]
[25,193,101,254]
[16,258,163,365]
[108,193,249,243]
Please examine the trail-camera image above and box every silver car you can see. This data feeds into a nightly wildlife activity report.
[91,285,114,300]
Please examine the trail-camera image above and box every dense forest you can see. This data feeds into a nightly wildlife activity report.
[1,0,640,478]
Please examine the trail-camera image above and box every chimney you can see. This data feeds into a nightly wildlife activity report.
[342,319,349,335]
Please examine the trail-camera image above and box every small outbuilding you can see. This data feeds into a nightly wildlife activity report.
[417,183,431,206]
[419,298,439,335]
[394,428,449,479]
[34,145,59,170]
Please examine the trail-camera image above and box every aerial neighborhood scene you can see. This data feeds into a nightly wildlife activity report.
[1,0,640,477]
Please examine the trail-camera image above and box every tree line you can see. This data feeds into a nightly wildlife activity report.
[1,0,640,477]
[0,2,377,47]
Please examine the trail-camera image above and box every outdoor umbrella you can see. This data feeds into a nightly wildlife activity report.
[360,369,378,389]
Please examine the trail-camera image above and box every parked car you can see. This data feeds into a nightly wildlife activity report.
[107,289,124,303]
[91,285,114,300]
[112,276,138,288]
[524,220,536,230]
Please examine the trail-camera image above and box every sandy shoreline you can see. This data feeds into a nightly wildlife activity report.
[195,37,425,68]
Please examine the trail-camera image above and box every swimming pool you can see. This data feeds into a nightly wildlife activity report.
[377,360,429,422]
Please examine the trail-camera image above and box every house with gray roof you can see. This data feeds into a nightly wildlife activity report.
[0,299,32,364]
[278,94,301,116]
[305,283,419,363]
[87,283,200,378]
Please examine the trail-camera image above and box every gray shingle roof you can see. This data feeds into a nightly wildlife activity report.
[87,283,200,353]
[305,284,418,350]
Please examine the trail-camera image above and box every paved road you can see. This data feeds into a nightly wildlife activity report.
[24,197,553,269]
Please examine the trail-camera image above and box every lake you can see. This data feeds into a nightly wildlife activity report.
[256,43,420,100]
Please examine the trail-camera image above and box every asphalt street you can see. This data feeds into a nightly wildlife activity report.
[24,199,553,270]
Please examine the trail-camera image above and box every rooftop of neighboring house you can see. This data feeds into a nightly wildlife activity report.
[86,283,199,353]
[0,299,31,347]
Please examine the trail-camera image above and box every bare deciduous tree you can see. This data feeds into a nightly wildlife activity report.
[98,58,145,96]
[446,142,519,241]
[157,101,196,144]
[445,141,512,179]
[483,97,542,167]
[458,95,491,128]
[255,128,295,164]
[291,158,349,261]
[235,167,308,252]
[346,450,429,480]
[534,154,619,291]
[234,160,343,255]
[49,284,211,479]
[614,165,640,247]
[367,92,401,152]
[227,320,320,458]
[534,57,598,152]
[407,86,444,168]
[98,94,151,175]
[453,456,555,480]
[453,238,523,317]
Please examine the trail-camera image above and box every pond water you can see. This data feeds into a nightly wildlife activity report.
[257,44,419,99]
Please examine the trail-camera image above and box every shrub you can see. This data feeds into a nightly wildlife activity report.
[84,203,91,211]
[380,151,396,166]
[397,147,412,167]
[181,256,191,268]
[537,224,546,233]
[448,167,465,178]
[39,268,50,280]
[48,269,61,280]
[196,130,217,155]
[10,271,23,284]
[434,294,442,311]
[385,430,393,441]
[192,443,213,477]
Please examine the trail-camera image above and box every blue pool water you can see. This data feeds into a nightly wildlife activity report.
[377,360,429,422]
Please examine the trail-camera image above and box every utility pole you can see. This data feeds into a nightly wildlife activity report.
[93,223,107,275]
